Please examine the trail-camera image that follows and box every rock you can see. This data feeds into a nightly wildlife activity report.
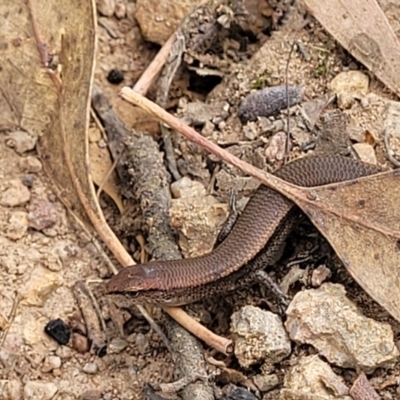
[180,100,229,126]
[311,265,331,287]
[253,373,279,392]
[0,379,22,399]
[135,0,198,45]
[24,381,58,400]
[135,332,150,355]
[0,179,31,206]
[285,283,399,373]
[300,96,331,130]
[108,338,129,353]
[96,0,115,16]
[5,130,37,154]
[281,355,351,400]
[56,346,73,359]
[83,362,98,374]
[41,356,62,373]
[81,389,102,400]
[265,131,286,164]
[72,333,89,354]
[19,156,43,173]
[347,125,367,142]
[4,211,29,240]
[114,0,126,18]
[22,265,63,307]
[27,198,59,231]
[231,305,291,368]
[330,71,369,109]
[243,122,259,140]
[170,177,228,258]
[352,143,377,164]
[384,100,400,162]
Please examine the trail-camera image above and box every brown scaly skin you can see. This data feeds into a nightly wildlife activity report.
[105,155,380,305]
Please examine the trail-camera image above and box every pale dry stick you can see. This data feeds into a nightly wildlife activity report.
[0,293,20,349]
[120,87,301,202]
[133,33,176,96]
[165,307,233,355]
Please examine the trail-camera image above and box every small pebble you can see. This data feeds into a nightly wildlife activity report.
[72,333,89,354]
[81,389,102,400]
[4,211,29,240]
[5,130,37,154]
[109,338,129,353]
[97,0,115,17]
[41,356,62,373]
[135,333,150,355]
[27,198,59,231]
[19,156,42,173]
[56,346,73,359]
[0,179,31,206]
[24,381,58,400]
[114,0,126,19]
[44,319,71,345]
[83,362,98,374]
[253,373,280,392]
[107,69,124,84]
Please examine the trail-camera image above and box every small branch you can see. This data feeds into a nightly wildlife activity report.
[163,306,233,355]
[133,34,176,96]
[120,88,298,200]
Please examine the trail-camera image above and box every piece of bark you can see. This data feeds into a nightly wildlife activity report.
[123,133,214,399]
[92,86,214,399]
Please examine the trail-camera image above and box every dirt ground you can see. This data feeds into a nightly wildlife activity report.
[1,1,400,399]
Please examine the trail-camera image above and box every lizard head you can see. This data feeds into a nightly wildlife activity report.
[104,263,163,294]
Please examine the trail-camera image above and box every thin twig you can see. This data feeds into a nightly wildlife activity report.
[96,147,125,200]
[136,305,173,353]
[284,41,297,163]
[163,306,233,355]
[120,87,299,200]
[133,34,176,96]
[0,293,20,349]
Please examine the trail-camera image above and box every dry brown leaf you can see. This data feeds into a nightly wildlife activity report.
[302,0,400,97]
[0,0,133,268]
[89,142,124,213]
[123,90,400,323]
[293,170,400,322]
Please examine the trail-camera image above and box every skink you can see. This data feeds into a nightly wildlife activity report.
[105,155,380,305]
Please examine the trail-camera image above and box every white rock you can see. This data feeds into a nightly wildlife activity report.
[0,179,30,206]
[24,381,58,400]
[41,356,62,373]
[352,143,377,164]
[21,265,63,307]
[281,355,351,400]
[4,211,29,240]
[231,305,291,368]
[330,71,369,109]
[83,362,98,374]
[285,283,399,373]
